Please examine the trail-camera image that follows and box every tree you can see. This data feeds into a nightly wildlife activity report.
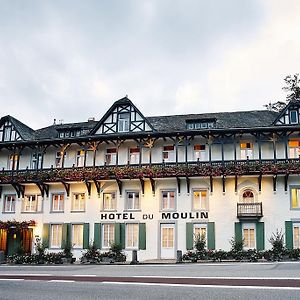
[282,73,300,101]
[264,101,286,112]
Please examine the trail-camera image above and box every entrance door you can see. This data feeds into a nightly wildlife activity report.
[7,230,22,256]
[160,224,175,259]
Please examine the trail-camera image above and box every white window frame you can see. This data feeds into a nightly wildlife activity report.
[126,223,139,249]
[242,223,256,249]
[288,140,300,159]
[76,150,85,167]
[102,223,115,249]
[72,224,84,249]
[192,190,208,210]
[290,186,300,210]
[129,148,140,164]
[102,192,116,211]
[71,193,85,212]
[293,223,300,249]
[161,190,176,211]
[51,193,64,212]
[118,112,130,132]
[240,142,254,160]
[8,154,18,170]
[193,144,206,161]
[22,195,41,213]
[290,110,298,124]
[50,224,63,249]
[105,149,117,165]
[162,145,175,162]
[126,191,140,210]
[3,194,16,213]
[193,223,207,248]
[31,153,42,169]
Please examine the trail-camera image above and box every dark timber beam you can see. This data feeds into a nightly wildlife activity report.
[84,180,92,196]
[285,173,289,192]
[35,181,49,197]
[235,174,238,193]
[12,182,25,198]
[273,174,277,192]
[210,175,213,193]
[0,186,2,198]
[222,175,226,193]
[61,181,70,197]
[186,177,190,194]
[176,177,181,194]
[139,178,145,195]
[93,180,101,195]
[116,179,122,195]
[150,177,155,195]
[258,173,262,192]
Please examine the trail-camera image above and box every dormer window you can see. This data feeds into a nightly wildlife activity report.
[240,142,253,160]
[118,113,130,132]
[290,110,298,124]
[186,119,216,130]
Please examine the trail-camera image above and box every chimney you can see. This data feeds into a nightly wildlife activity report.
[88,117,95,122]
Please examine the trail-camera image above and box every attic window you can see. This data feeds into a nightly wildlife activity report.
[290,110,298,124]
[118,113,130,132]
[186,119,216,130]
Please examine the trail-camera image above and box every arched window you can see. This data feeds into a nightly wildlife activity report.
[242,189,255,203]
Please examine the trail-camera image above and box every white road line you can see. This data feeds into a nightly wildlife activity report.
[102,281,300,290]
[0,279,24,281]
[49,280,75,283]
[72,274,97,277]
[131,276,300,280]
[0,273,52,276]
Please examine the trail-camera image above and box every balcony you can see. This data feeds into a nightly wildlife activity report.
[237,202,263,219]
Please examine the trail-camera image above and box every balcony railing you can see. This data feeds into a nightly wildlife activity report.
[237,202,263,219]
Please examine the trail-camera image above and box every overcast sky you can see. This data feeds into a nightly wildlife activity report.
[0,0,300,129]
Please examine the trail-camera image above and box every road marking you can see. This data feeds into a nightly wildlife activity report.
[102,281,300,290]
[72,274,97,277]
[49,280,75,283]
[0,273,52,276]
[132,275,300,280]
[0,279,24,281]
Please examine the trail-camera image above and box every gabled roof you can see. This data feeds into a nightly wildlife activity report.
[273,100,300,125]
[0,115,35,141]
[90,97,155,135]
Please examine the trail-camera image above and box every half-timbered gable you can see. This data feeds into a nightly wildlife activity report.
[91,97,154,135]
[274,100,300,126]
[0,115,35,142]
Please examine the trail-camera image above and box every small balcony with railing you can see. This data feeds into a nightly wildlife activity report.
[237,202,263,219]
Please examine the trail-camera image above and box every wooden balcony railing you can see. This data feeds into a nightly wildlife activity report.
[237,202,263,219]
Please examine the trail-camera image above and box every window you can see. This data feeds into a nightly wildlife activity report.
[129,148,140,164]
[55,151,66,168]
[194,144,206,161]
[242,223,256,249]
[72,193,85,212]
[193,190,208,210]
[105,148,117,165]
[194,224,207,246]
[3,195,16,213]
[291,187,300,209]
[162,146,175,162]
[8,154,19,170]
[126,192,140,210]
[293,223,300,249]
[240,142,253,159]
[186,119,216,130]
[161,191,175,211]
[76,150,85,167]
[126,223,139,248]
[4,125,12,141]
[290,110,298,124]
[50,224,62,248]
[51,194,64,212]
[22,195,42,212]
[118,113,130,132]
[72,224,83,248]
[289,140,300,158]
[31,153,42,169]
[242,190,255,203]
[102,223,115,248]
[103,193,116,211]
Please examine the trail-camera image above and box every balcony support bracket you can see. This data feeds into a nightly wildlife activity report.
[258,173,262,192]
[150,177,155,195]
[84,180,92,196]
[116,179,122,196]
[139,178,145,195]
[222,175,226,193]
[12,182,25,198]
[273,174,277,192]
[61,181,70,197]
[93,180,101,195]
[35,181,49,198]
[176,177,181,194]
[234,174,238,193]
[210,176,213,193]
[186,177,190,194]
[285,173,289,192]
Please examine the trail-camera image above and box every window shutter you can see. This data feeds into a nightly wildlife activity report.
[94,223,101,249]
[285,221,293,250]
[186,223,193,250]
[139,223,146,250]
[207,222,215,250]
[83,223,90,249]
[234,222,242,245]
[114,223,121,245]
[42,223,50,248]
[61,223,70,249]
[256,222,265,251]
[120,223,126,249]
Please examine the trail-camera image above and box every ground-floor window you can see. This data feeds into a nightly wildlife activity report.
[126,223,139,249]
[293,223,300,249]
[242,223,256,249]
[72,224,84,248]
[50,224,62,248]
[193,224,207,247]
[102,223,115,248]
